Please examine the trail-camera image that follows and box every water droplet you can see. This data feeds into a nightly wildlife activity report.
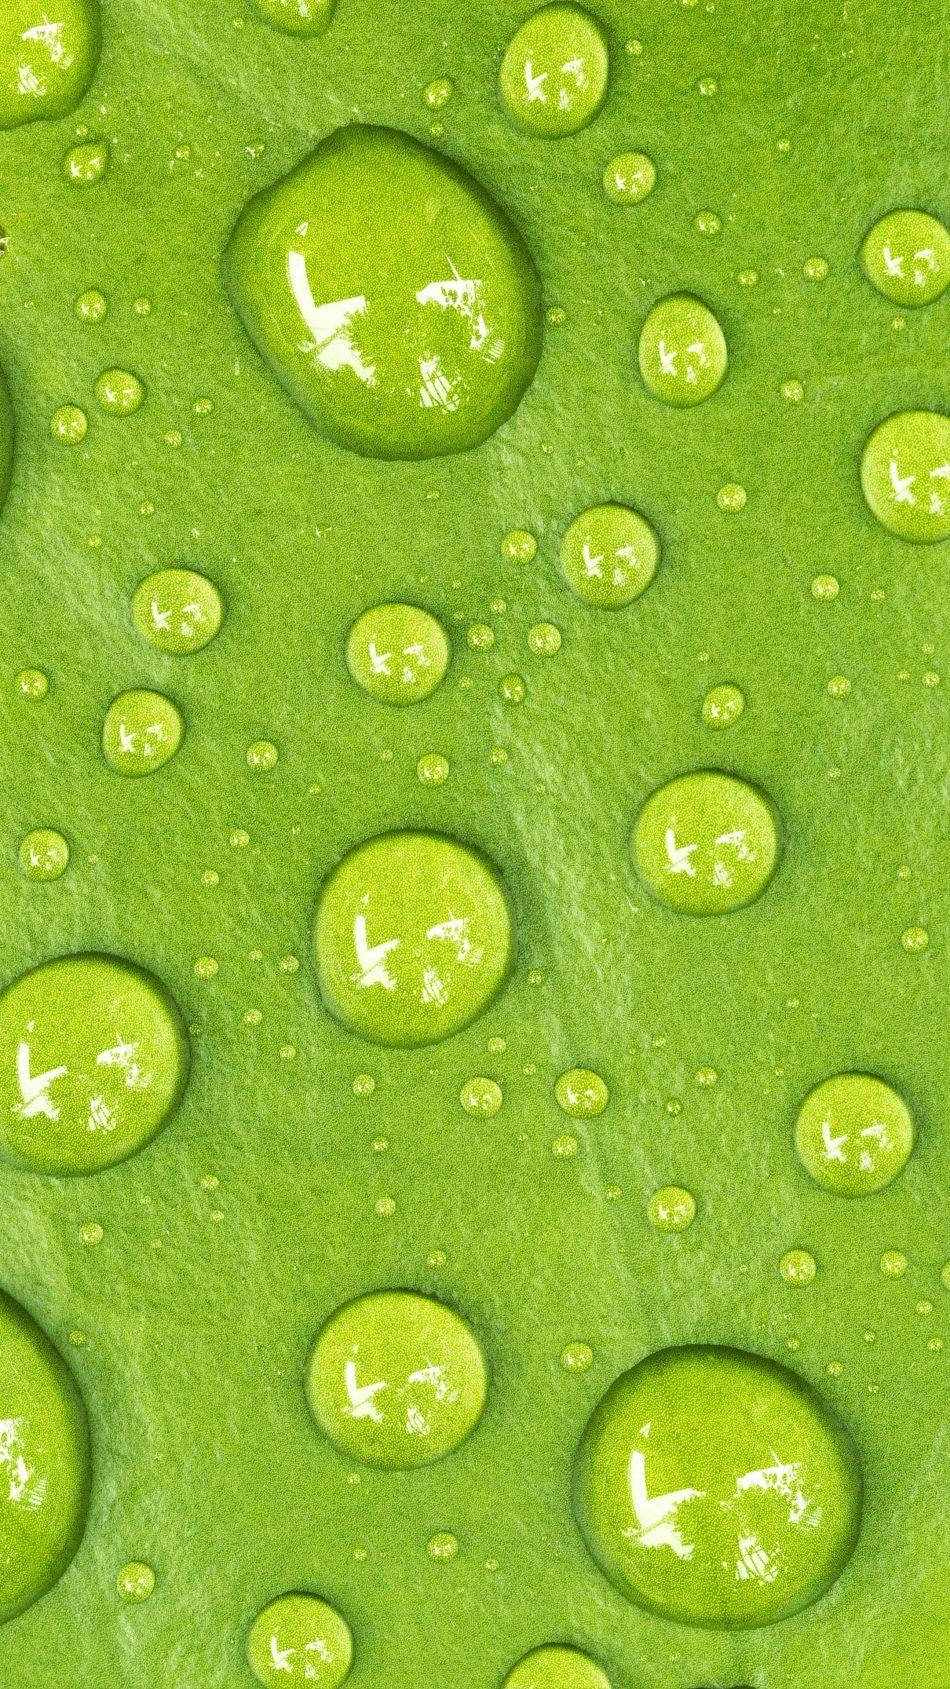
[502,528,538,563]
[941,1262,950,1291]
[74,288,108,321]
[133,296,152,316]
[827,674,852,698]
[0,953,189,1174]
[603,151,655,204]
[860,410,950,543]
[314,831,513,1046]
[695,209,721,236]
[861,209,949,306]
[633,771,779,914]
[780,1249,817,1286]
[132,568,223,654]
[223,125,542,459]
[423,76,453,110]
[0,2,100,130]
[194,956,219,980]
[246,739,278,772]
[573,1344,862,1628]
[528,620,561,656]
[737,267,759,286]
[62,138,109,185]
[795,1074,914,1196]
[468,621,495,652]
[696,76,718,96]
[561,1341,594,1373]
[811,574,839,601]
[701,682,745,728]
[16,668,48,700]
[781,378,804,402]
[79,1221,103,1246]
[417,752,449,786]
[803,256,829,281]
[900,924,929,953]
[50,403,88,444]
[460,1076,503,1116]
[716,482,746,511]
[0,1290,90,1621]
[19,827,69,881]
[639,294,728,406]
[95,367,145,415]
[503,1645,610,1688]
[247,1593,352,1686]
[560,503,659,608]
[427,1530,458,1560]
[500,672,526,704]
[499,5,609,138]
[647,1186,696,1232]
[102,689,184,776]
[346,603,450,704]
[306,1290,487,1467]
[880,1250,908,1278]
[555,1067,609,1117]
[353,1073,375,1097]
[118,1561,155,1602]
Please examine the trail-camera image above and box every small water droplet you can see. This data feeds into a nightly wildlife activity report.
[561,1341,594,1373]
[249,0,336,33]
[427,1530,458,1560]
[460,1076,503,1116]
[701,682,745,728]
[603,152,656,205]
[102,690,183,776]
[555,1067,609,1118]
[118,1561,155,1602]
[811,574,839,601]
[50,403,88,444]
[19,828,69,881]
[647,1186,696,1232]
[246,1593,352,1687]
[95,368,145,415]
[499,672,526,704]
[246,739,278,772]
[639,294,728,406]
[501,528,537,563]
[423,76,454,110]
[467,622,495,652]
[695,209,721,236]
[781,378,804,402]
[132,569,222,655]
[62,138,109,185]
[633,771,779,914]
[0,3,100,130]
[16,668,49,700]
[795,1074,914,1196]
[75,288,108,322]
[528,620,561,656]
[346,603,449,704]
[500,6,610,137]
[861,410,950,543]
[860,209,949,306]
[716,482,746,511]
[900,924,929,953]
[803,256,829,281]
[503,1646,610,1688]
[560,504,659,608]
[780,1248,817,1286]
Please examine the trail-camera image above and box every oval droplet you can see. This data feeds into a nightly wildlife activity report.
[502,1645,611,1688]
[102,689,184,775]
[313,831,513,1046]
[222,125,543,460]
[632,771,779,915]
[18,827,69,881]
[555,1067,609,1117]
[0,952,190,1173]
[701,683,745,728]
[647,1185,696,1232]
[94,367,145,415]
[62,138,109,185]
[603,151,656,205]
[0,2,101,131]
[860,210,950,307]
[346,603,449,704]
[306,1290,487,1468]
[247,1593,353,1686]
[638,294,728,406]
[572,1344,862,1628]
[794,1073,914,1196]
[560,503,659,608]
[499,5,610,139]
[132,569,223,655]
[860,410,950,543]
[250,0,336,35]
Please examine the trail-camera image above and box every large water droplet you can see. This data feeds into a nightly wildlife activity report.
[0,1288,90,1621]
[860,410,950,543]
[0,952,190,1173]
[639,294,728,406]
[0,2,100,130]
[573,1344,862,1628]
[306,1290,487,1468]
[132,569,223,654]
[345,603,449,704]
[860,210,950,307]
[499,5,610,138]
[247,1593,353,1685]
[313,831,513,1046]
[632,771,779,914]
[250,0,336,35]
[502,1645,611,1688]
[102,689,184,775]
[560,503,659,607]
[222,125,543,459]
[794,1073,914,1196]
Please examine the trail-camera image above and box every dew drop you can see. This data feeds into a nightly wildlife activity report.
[0,953,189,1174]
[427,1530,458,1561]
[528,620,561,656]
[0,2,101,131]
[701,682,744,728]
[500,672,526,704]
[780,1249,817,1286]
[803,256,829,281]
[306,1290,487,1467]
[247,1593,353,1687]
[460,1076,503,1116]
[560,503,659,608]
[417,753,449,786]
[573,1344,862,1627]
[79,1221,103,1246]
[102,690,184,776]
[716,482,746,511]
[900,924,928,953]
[50,404,88,444]
[503,1645,610,1688]
[95,367,145,415]
[118,1561,155,1602]
[633,771,779,914]
[468,621,495,652]
[811,573,839,601]
[62,138,109,185]
[695,210,721,236]
[17,668,48,700]
[346,603,449,704]
[639,294,728,406]
[647,1186,696,1232]
[19,827,69,881]
[860,410,950,543]
[555,1067,609,1117]
[561,1341,594,1373]
[423,77,454,110]
[246,739,278,772]
[502,528,538,563]
[74,288,108,322]
[781,378,804,402]
[499,5,610,138]
[603,151,655,204]
[860,209,949,307]
[132,568,223,655]
[222,125,542,459]
[795,1073,914,1196]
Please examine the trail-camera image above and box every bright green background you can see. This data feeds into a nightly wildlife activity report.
[0,2,947,1685]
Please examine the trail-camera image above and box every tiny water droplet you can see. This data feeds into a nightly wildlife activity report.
[716,482,746,511]
[701,682,745,728]
[50,404,87,444]
[75,288,108,322]
[347,604,449,704]
[648,1186,696,1232]
[561,1341,594,1373]
[795,1074,913,1196]
[811,574,839,601]
[603,152,656,205]
[459,1076,503,1116]
[63,138,109,185]
[95,368,145,415]
[501,528,537,563]
[246,739,278,772]
[860,209,949,307]
[103,690,184,776]
[16,668,48,699]
[780,1248,817,1286]
[19,828,69,881]
[132,569,222,655]
[118,1561,155,1602]
[427,1531,458,1561]
[528,620,561,656]
[639,294,728,406]
[246,1593,352,1687]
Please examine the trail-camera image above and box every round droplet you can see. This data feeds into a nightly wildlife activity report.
[118,1561,155,1602]
[18,828,69,881]
[17,668,47,700]
[50,403,87,444]
[701,683,745,728]
[499,6,610,138]
[502,528,538,563]
[648,1186,696,1232]
[0,2,100,130]
[427,1530,458,1560]
[811,573,839,601]
[880,1249,908,1278]
[0,952,189,1174]
[561,1342,594,1373]
[528,620,561,656]
[0,1289,90,1621]
[861,210,950,306]
[222,125,543,460]
[795,1073,914,1196]
[250,0,336,34]
[346,604,449,704]
[560,504,659,608]
[62,138,108,185]
[314,831,513,1047]
[102,690,184,776]
[639,294,728,406]
[247,1593,352,1686]
[74,288,107,322]
[780,1249,817,1286]
[502,1645,611,1689]
[132,569,223,655]
[603,151,655,204]
[94,368,145,415]
[632,771,779,915]
[246,739,278,772]
[500,672,526,704]
[555,1067,609,1117]
[803,256,829,281]
[573,1344,862,1628]
[423,77,454,110]
[306,1290,487,1468]
[460,1076,503,1116]
[417,752,449,786]
[717,482,746,511]
[860,411,950,543]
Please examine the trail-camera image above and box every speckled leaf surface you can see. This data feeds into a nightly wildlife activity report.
[0,1,947,1685]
